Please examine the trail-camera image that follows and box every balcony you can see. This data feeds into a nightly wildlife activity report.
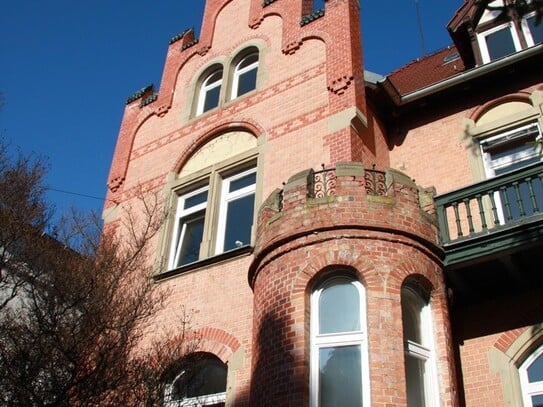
[435,161,543,267]
[435,162,543,334]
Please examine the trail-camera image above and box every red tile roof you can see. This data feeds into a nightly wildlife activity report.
[387,46,466,95]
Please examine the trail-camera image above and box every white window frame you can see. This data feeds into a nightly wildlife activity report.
[520,344,543,407]
[214,167,256,254]
[402,287,440,407]
[480,122,542,224]
[167,162,257,270]
[168,186,208,269]
[521,11,543,47]
[231,52,259,100]
[310,276,371,407]
[477,21,522,63]
[196,68,223,115]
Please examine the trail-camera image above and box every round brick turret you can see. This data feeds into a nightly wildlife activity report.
[248,162,459,406]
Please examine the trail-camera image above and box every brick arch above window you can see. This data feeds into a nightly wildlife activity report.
[178,131,258,178]
[191,327,242,363]
[462,89,543,184]
[172,120,264,174]
[489,324,543,406]
[469,93,535,125]
[291,249,376,300]
[493,325,543,363]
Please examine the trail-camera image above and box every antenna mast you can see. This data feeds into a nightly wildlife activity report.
[415,0,427,56]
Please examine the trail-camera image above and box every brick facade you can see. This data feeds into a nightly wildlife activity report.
[104,0,543,405]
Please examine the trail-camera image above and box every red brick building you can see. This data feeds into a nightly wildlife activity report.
[104,0,543,405]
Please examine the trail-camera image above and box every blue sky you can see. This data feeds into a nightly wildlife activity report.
[0,1,461,218]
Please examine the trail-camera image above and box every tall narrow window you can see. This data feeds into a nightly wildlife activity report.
[169,186,208,268]
[520,344,543,407]
[310,275,370,406]
[165,353,227,407]
[402,286,438,407]
[215,167,256,253]
[197,67,223,115]
[231,52,258,99]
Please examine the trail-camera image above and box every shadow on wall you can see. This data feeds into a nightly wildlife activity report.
[248,311,308,406]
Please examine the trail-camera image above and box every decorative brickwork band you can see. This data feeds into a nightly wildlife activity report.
[328,74,354,94]
[282,39,303,55]
[108,176,125,193]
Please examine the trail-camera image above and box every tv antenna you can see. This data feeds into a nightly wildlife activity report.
[415,0,427,56]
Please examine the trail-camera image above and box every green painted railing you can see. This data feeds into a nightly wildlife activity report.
[435,162,543,245]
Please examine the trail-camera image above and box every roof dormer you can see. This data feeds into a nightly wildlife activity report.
[448,0,543,68]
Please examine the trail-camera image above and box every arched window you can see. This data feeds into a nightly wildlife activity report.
[520,344,543,407]
[165,353,228,406]
[310,275,370,406]
[401,286,439,407]
[197,67,223,115]
[231,52,258,99]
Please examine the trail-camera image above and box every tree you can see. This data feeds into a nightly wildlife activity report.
[0,139,195,406]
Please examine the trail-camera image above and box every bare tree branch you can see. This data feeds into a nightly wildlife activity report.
[0,139,197,406]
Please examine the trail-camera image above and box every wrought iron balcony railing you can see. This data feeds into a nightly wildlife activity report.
[308,164,390,199]
[435,162,543,246]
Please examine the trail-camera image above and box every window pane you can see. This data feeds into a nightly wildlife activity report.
[186,361,227,398]
[491,145,543,219]
[486,27,516,60]
[176,212,205,267]
[185,190,208,209]
[319,346,362,407]
[484,127,543,220]
[237,68,258,97]
[532,395,543,407]
[528,353,543,383]
[402,296,422,344]
[229,172,256,192]
[313,0,325,11]
[222,193,255,251]
[238,53,258,69]
[499,179,543,219]
[233,54,258,98]
[527,15,543,44]
[172,357,227,400]
[204,85,221,112]
[405,354,427,407]
[319,280,360,334]
[207,70,223,85]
